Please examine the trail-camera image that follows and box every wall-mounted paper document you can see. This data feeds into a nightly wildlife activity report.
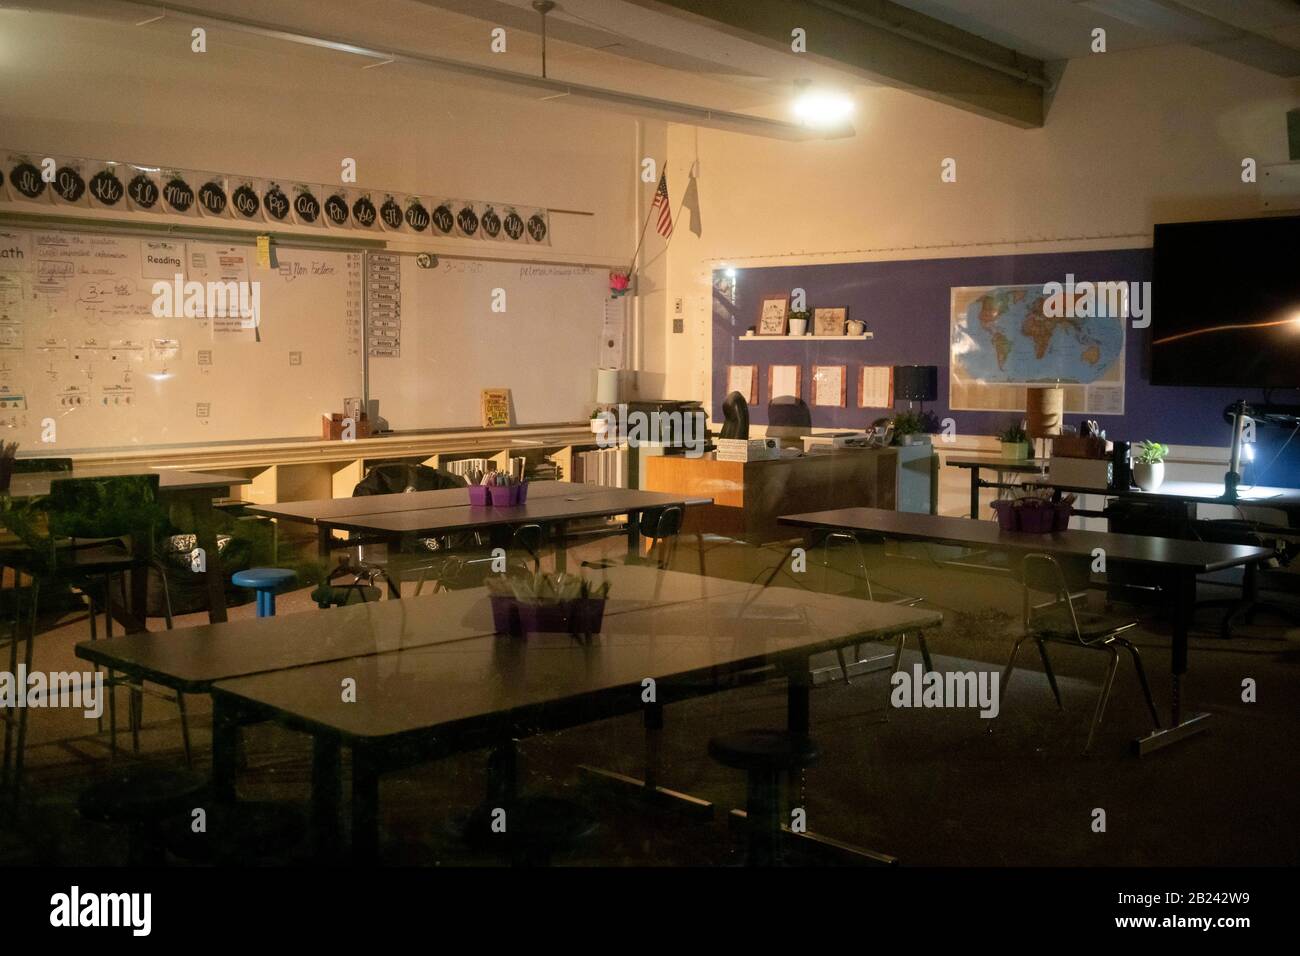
[858,366,893,408]
[812,365,846,407]
[769,364,800,401]
[726,364,757,403]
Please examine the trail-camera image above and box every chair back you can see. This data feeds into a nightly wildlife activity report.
[46,474,166,543]
[510,523,544,573]
[353,463,465,496]
[631,505,684,570]
[638,505,684,541]
[720,391,749,440]
[766,396,812,447]
[1021,552,1084,641]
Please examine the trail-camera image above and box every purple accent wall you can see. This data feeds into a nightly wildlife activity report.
[713,249,1256,448]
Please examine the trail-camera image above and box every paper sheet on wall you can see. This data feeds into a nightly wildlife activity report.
[770,365,799,400]
[0,231,32,273]
[140,239,186,280]
[859,366,893,408]
[189,245,256,332]
[726,365,755,402]
[812,366,844,407]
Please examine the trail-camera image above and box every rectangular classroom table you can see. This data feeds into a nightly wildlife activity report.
[251,482,709,572]
[778,507,1273,754]
[207,585,941,860]
[943,456,1048,519]
[247,478,580,524]
[1030,478,1300,518]
[76,566,752,693]
[5,467,249,626]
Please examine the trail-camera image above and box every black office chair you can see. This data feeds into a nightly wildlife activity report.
[1190,516,1300,637]
[352,462,465,496]
[720,391,749,440]
[345,463,471,595]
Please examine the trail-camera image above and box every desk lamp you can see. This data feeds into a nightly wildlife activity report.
[1026,386,1063,460]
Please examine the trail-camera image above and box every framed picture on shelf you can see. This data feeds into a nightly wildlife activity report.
[812,365,847,407]
[757,294,789,335]
[767,364,801,401]
[726,364,759,404]
[813,307,847,336]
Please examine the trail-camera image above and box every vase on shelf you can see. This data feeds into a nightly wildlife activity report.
[788,317,808,336]
[1132,461,1164,491]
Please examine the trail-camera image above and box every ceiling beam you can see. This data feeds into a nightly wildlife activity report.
[626,0,1049,127]
[25,0,852,140]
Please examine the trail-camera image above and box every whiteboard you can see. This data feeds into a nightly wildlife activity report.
[368,256,615,430]
[0,225,364,450]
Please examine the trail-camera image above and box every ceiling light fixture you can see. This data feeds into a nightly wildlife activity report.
[792,87,855,128]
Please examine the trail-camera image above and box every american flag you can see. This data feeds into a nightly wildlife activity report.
[651,173,673,237]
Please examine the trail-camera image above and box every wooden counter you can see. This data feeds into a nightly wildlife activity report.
[644,448,897,542]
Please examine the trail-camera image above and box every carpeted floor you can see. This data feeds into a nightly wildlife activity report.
[3,531,1297,866]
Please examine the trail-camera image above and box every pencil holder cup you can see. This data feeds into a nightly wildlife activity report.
[517,480,529,503]
[488,484,518,506]
[468,485,489,507]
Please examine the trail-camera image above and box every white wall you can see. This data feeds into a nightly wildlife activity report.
[0,9,642,266]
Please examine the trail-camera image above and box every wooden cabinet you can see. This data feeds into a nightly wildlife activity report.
[644,449,898,543]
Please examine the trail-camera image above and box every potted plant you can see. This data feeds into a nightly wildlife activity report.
[486,571,611,637]
[590,407,609,436]
[788,309,811,336]
[1132,440,1169,491]
[997,421,1030,460]
[891,410,929,446]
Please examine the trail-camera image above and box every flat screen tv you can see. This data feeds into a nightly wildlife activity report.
[1150,214,1300,388]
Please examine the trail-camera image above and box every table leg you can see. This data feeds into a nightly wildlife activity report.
[211,696,239,803]
[969,466,981,520]
[626,510,641,558]
[555,520,568,573]
[311,734,342,860]
[383,534,402,599]
[193,499,228,624]
[317,524,333,561]
[578,702,715,818]
[1134,568,1212,755]
[351,743,380,863]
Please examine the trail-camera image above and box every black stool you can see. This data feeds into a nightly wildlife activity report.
[506,796,598,867]
[77,764,209,865]
[159,801,307,865]
[709,729,819,866]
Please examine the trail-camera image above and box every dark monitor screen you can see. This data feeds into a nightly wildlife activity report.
[1150,215,1300,388]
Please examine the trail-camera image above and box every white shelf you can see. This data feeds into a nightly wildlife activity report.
[739,333,873,342]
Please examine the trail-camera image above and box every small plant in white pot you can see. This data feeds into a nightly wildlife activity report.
[590,408,609,437]
[1133,440,1169,491]
[997,421,1030,461]
[787,309,811,336]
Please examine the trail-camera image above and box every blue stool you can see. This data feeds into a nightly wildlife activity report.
[232,567,297,617]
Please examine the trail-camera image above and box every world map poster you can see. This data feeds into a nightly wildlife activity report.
[949,283,1126,415]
